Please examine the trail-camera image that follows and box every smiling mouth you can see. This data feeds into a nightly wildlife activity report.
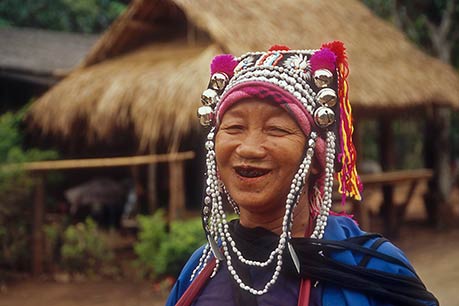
[234,166,271,178]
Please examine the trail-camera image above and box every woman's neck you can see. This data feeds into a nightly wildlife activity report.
[238,195,310,237]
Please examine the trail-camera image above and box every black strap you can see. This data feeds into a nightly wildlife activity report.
[359,237,389,267]
[289,238,436,306]
[227,221,438,306]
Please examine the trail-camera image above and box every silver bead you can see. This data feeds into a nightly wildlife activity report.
[201,89,218,106]
[316,88,337,107]
[210,73,229,92]
[197,106,214,126]
[205,141,214,150]
[313,69,333,88]
[314,106,335,128]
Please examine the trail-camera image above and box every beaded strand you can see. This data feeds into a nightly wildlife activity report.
[192,130,326,296]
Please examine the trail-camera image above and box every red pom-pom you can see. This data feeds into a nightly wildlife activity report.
[210,54,238,78]
[268,45,291,52]
[321,41,346,64]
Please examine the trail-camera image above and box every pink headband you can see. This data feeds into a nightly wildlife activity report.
[216,81,312,136]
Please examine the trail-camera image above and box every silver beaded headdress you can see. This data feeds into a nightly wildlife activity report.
[194,42,362,295]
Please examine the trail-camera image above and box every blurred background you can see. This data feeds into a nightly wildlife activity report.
[0,0,458,305]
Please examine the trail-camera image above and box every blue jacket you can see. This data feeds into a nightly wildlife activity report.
[166,216,435,306]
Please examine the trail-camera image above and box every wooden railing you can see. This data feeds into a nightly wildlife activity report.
[2,151,195,276]
[353,168,433,236]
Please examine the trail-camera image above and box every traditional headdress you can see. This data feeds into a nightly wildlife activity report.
[194,42,363,295]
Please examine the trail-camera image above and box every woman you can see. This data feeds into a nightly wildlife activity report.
[166,42,438,306]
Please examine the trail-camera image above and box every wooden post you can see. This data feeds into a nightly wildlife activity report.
[351,116,370,230]
[147,163,158,213]
[379,117,396,237]
[168,160,185,221]
[425,105,453,228]
[32,172,46,276]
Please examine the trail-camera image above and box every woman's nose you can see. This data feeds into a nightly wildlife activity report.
[235,131,266,159]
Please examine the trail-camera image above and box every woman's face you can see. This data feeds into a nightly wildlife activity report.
[216,98,306,217]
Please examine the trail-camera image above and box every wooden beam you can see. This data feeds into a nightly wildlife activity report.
[360,169,433,185]
[2,151,195,172]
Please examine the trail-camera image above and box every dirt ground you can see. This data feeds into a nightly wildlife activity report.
[1,183,458,306]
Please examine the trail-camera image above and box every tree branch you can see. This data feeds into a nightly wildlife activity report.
[439,0,456,39]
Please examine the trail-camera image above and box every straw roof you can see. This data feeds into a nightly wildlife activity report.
[30,42,216,149]
[173,0,459,109]
[29,0,459,149]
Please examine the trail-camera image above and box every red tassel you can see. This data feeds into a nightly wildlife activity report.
[322,41,363,202]
[268,44,291,52]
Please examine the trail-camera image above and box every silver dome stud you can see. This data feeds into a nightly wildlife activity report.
[210,73,229,92]
[201,89,218,107]
[313,69,333,88]
[197,106,214,126]
[314,106,335,128]
[316,88,337,107]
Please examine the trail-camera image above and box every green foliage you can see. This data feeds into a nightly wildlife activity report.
[60,218,116,275]
[360,120,380,163]
[362,0,459,65]
[362,0,394,19]
[0,0,126,33]
[134,210,206,279]
[0,106,58,270]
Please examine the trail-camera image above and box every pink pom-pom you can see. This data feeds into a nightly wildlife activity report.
[210,54,238,78]
[310,48,337,72]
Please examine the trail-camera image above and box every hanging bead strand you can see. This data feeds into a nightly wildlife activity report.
[310,131,335,239]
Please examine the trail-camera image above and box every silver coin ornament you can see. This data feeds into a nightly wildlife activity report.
[197,106,214,126]
[313,69,333,88]
[201,89,218,107]
[210,73,229,92]
[314,106,335,128]
[316,88,337,107]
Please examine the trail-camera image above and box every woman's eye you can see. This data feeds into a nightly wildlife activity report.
[267,127,291,136]
[223,125,244,134]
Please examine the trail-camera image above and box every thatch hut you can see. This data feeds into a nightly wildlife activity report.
[29,0,459,146]
[28,0,459,226]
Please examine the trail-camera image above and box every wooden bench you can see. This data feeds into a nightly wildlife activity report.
[351,168,433,237]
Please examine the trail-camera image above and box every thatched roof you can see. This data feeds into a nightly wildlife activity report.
[30,42,216,149]
[0,27,97,84]
[29,0,459,149]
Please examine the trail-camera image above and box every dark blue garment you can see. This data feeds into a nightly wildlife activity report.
[165,216,435,306]
[191,261,301,306]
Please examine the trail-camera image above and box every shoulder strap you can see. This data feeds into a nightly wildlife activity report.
[358,237,389,267]
[175,258,217,306]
